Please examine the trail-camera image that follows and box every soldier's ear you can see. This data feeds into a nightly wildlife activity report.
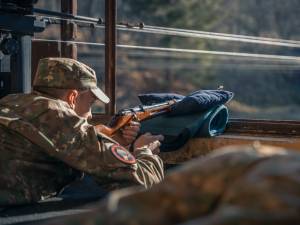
[66,89,79,109]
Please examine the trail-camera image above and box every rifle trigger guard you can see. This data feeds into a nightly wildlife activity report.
[129,109,138,121]
[132,112,138,121]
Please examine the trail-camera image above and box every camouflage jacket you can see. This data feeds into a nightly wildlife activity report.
[0,92,164,206]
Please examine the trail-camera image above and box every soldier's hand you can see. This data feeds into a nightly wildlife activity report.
[121,121,141,145]
[133,133,164,154]
[110,121,140,147]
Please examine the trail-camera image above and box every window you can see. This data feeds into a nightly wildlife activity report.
[116,0,300,121]
[34,0,300,122]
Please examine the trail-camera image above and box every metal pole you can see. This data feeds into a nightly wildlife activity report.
[61,0,77,59]
[105,0,116,115]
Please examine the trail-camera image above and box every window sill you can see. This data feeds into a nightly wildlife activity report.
[161,132,300,164]
[227,119,300,137]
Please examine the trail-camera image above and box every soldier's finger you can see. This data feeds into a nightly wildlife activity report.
[123,125,140,132]
[122,134,135,142]
[129,121,141,127]
[142,135,163,144]
[124,121,140,129]
[122,129,138,137]
[152,135,164,141]
[149,140,161,151]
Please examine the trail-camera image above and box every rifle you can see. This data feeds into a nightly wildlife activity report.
[95,99,178,137]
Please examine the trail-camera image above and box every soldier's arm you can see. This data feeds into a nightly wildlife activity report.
[40,122,164,189]
[33,106,164,189]
[133,147,164,188]
[94,132,164,189]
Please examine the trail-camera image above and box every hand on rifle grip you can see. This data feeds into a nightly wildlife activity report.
[121,121,141,145]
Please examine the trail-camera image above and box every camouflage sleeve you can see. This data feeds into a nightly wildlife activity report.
[133,147,164,188]
[95,133,164,189]
[47,125,164,189]
[30,103,164,189]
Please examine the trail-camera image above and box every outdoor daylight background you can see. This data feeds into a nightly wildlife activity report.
[36,0,300,120]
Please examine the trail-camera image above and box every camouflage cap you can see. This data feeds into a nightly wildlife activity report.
[33,57,110,103]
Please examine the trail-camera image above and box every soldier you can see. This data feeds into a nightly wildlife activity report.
[0,57,164,206]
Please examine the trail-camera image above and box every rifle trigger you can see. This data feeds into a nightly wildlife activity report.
[138,104,145,112]
[132,112,138,121]
[127,108,138,121]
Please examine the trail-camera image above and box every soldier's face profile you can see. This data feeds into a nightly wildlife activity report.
[74,90,96,119]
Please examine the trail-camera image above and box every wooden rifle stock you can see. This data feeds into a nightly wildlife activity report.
[95,99,178,137]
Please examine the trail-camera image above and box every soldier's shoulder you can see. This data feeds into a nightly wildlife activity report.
[0,92,51,105]
[0,93,29,105]
[0,92,74,118]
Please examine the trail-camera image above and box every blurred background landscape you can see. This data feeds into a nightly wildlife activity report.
[36,0,300,120]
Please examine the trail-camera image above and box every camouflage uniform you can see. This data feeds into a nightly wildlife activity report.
[0,58,164,206]
[45,144,300,225]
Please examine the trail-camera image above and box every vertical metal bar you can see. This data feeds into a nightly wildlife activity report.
[61,0,77,59]
[105,0,116,115]
[10,35,32,93]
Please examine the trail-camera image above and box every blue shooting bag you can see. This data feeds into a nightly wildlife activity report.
[139,90,234,152]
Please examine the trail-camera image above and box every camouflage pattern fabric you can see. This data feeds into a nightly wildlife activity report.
[0,92,164,206]
[33,57,97,90]
[44,144,300,225]
[33,57,109,103]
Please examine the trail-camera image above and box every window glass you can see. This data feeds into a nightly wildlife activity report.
[34,0,106,113]
[78,0,105,113]
[117,0,300,120]
[78,0,105,17]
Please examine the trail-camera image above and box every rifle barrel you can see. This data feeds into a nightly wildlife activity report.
[119,99,179,115]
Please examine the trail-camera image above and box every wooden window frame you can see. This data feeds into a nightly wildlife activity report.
[227,119,300,137]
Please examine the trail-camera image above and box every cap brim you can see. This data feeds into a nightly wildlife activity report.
[90,87,110,104]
